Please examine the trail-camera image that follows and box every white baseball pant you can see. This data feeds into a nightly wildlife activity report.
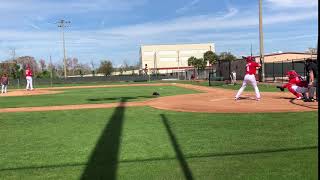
[235,74,260,99]
[26,76,33,90]
[1,84,7,93]
[291,85,308,94]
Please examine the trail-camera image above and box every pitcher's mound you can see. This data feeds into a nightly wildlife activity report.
[0,89,62,97]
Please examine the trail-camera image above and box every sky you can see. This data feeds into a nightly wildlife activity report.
[0,0,318,67]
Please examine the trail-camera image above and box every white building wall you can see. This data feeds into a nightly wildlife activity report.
[140,43,215,73]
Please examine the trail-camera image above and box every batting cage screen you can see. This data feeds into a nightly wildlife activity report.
[211,58,315,83]
[208,72,225,86]
[264,60,307,82]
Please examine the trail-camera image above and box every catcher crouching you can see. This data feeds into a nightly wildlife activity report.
[277,70,308,100]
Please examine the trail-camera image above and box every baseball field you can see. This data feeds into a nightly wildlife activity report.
[0,82,318,179]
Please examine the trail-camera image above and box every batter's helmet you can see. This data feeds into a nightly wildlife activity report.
[242,56,254,62]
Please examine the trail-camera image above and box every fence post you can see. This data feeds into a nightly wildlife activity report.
[218,60,220,77]
[292,60,295,70]
[228,60,231,80]
[282,60,284,83]
[304,58,306,78]
[17,79,20,89]
[273,62,275,82]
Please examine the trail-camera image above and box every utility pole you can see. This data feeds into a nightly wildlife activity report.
[57,19,70,79]
[154,51,157,76]
[259,0,265,82]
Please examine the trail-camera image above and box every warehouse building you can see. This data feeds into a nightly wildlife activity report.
[140,43,215,74]
[254,52,317,63]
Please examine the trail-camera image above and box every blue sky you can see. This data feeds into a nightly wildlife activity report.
[0,0,318,67]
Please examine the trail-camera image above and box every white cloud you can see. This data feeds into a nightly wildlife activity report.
[105,9,316,37]
[0,0,147,13]
[176,0,201,14]
[266,0,318,8]
[0,3,317,63]
[29,24,41,30]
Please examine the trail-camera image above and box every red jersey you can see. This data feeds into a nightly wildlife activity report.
[26,69,33,77]
[290,76,308,87]
[282,76,308,88]
[1,76,8,85]
[246,62,260,75]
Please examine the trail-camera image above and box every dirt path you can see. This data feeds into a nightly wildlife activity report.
[0,83,317,113]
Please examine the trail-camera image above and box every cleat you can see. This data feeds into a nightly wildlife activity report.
[304,98,315,102]
[296,97,302,100]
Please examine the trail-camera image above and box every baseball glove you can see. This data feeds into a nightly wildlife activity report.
[276,85,284,91]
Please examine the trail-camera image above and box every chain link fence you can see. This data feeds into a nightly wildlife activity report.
[6,74,180,89]
[211,57,317,82]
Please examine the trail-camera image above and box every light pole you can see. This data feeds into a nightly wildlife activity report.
[57,19,70,78]
[154,51,157,75]
[259,0,265,82]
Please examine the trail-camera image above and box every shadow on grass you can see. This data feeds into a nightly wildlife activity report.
[161,114,194,180]
[87,96,153,102]
[0,145,317,172]
[80,98,127,180]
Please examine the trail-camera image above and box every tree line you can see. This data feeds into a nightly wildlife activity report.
[0,51,236,79]
[188,51,236,76]
[0,56,141,78]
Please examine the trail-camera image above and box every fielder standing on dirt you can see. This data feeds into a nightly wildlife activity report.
[1,73,9,94]
[25,65,34,91]
[235,56,261,101]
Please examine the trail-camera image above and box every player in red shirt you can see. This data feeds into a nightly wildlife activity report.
[235,56,261,101]
[1,73,9,94]
[280,70,308,100]
[25,65,33,90]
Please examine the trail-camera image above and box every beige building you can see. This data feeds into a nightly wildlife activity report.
[140,43,215,74]
[255,52,317,63]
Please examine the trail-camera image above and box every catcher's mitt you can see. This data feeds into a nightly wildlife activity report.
[276,85,284,91]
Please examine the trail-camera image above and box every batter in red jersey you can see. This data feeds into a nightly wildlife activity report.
[25,65,33,90]
[235,56,261,101]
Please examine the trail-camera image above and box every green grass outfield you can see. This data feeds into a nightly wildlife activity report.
[0,85,199,108]
[0,107,317,179]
